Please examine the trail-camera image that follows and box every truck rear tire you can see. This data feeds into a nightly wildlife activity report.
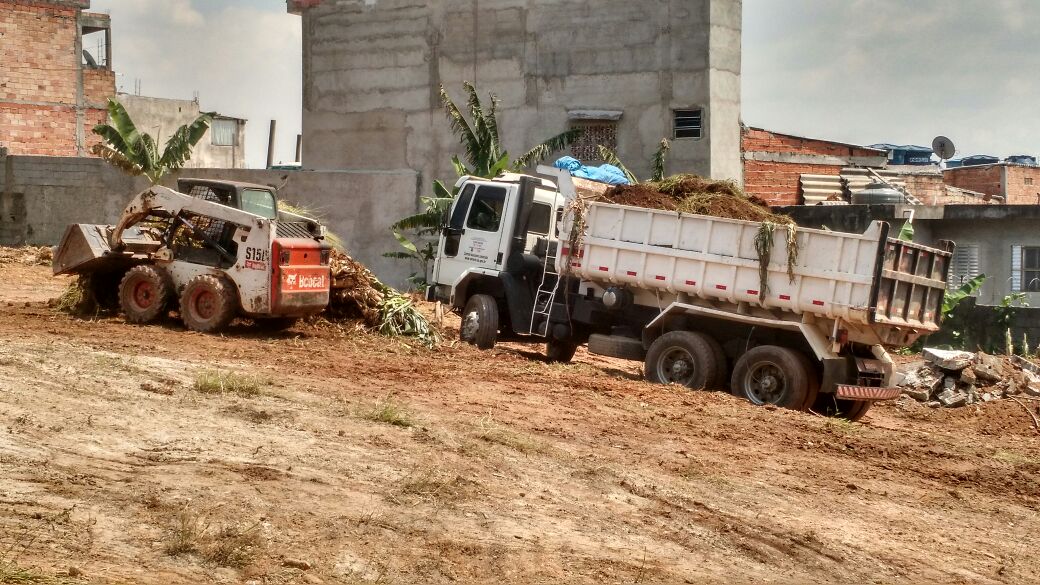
[730,345,814,410]
[180,274,238,333]
[811,395,872,422]
[644,331,719,390]
[461,294,498,350]
[546,339,578,363]
[119,265,172,324]
[588,334,646,361]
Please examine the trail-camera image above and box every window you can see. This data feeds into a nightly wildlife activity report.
[448,184,475,230]
[466,186,507,232]
[527,203,552,236]
[570,121,617,162]
[241,189,277,219]
[1014,246,1040,292]
[211,119,238,147]
[1026,177,1034,186]
[948,245,980,292]
[673,109,703,140]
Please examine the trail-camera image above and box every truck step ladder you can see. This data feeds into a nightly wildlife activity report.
[529,222,562,337]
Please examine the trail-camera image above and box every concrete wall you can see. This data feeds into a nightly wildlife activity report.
[292,0,742,186]
[116,94,247,169]
[0,151,419,287]
[0,1,113,156]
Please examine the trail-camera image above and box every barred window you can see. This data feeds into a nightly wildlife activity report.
[570,121,617,163]
[673,109,703,140]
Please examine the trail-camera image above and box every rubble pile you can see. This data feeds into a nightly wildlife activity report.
[0,245,52,266]
[900,348,1040,408]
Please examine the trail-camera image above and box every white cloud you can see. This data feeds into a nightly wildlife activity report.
[90,0,302,168]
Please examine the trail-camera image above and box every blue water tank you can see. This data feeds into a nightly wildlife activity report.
[945,159,963,169]
[870,144,934,165]
[961,155,1000,167]
[1005,155,1037,166]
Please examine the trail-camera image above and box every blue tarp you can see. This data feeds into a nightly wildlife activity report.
[553,156,631,185]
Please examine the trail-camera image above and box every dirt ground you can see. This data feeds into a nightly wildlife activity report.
[1,261,1039,585]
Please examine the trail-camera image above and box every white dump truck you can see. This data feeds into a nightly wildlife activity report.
[427,167,955,420]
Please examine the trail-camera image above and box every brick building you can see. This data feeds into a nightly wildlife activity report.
[741,126,887,206]
[0,0,114,156]
[944,163,1040,205]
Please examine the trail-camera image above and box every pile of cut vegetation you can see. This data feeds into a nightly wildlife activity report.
[602,174,793,225]
[327,249,439,347]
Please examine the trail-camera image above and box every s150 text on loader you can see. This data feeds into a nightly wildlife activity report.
[53,179,332,332]
[427,167,955,420]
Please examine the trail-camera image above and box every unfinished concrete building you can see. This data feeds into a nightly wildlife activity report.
[287,0,743,185]
[0,0,114,156]
[116,94,248,169]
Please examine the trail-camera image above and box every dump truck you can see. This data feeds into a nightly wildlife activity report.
[53,179,332,332]
[427,167,955,420]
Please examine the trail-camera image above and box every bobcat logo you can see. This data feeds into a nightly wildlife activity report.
[286,274,298,286]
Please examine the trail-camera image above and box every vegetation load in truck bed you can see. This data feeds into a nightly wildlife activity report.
[601,174,793,225]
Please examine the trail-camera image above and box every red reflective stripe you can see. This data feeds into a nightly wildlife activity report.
[715,285,728,291]
[655,275,666,281]
[685,280,697,286]
[779,294,791,301]
[599,266,609,272]
[561,247,570,256]
[626,271,637,277]
[813,300,825,306]
[747,290,758,296]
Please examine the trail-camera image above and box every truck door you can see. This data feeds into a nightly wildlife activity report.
[433,182,510,287]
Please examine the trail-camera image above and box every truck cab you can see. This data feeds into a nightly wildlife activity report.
[428,173,573,354]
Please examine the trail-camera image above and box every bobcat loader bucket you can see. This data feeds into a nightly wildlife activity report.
[52,223,143,276]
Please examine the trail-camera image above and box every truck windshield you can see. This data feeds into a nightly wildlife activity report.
[241,189,277,219]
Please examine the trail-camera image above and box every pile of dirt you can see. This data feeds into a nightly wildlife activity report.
[327,249,386,327]
[0,245,52,266]
[601,174,793,225]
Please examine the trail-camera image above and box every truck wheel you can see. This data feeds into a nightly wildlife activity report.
[811,395,872,422]
[460,294,498,350]
[730,345,814,410]
[645,331,719,390]
[119,265,172,324]
[180,274,237,333]
[699,333,729,390]
[588,334,646,361]
[546,339,578,363]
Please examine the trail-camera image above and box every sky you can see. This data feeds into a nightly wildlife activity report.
[89,0,1040,167]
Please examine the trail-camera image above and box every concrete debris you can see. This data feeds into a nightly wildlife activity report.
[900,350,1040,408]
[923,348,975,372]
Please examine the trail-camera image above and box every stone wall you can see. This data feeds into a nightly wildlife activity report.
[292,0,742,186]
[0,152,420,286]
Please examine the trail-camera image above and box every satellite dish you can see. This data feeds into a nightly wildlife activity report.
[932,136,956,161]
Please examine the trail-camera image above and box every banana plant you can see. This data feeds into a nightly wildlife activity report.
[91,98,212,184]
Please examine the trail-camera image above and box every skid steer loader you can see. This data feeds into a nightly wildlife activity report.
[53,179,332,333]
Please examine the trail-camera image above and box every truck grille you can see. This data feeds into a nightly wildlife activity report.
[276,222,314,239]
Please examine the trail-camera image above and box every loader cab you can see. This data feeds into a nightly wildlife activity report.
[173,179,280,268]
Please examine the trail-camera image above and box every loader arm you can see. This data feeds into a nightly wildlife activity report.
[109,185,264,251]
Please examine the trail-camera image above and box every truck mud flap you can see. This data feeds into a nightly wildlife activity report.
[499,272,534,334]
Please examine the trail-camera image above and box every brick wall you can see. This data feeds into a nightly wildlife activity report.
[0,1,78,105]
[0,103,79,156]
[1005,166,1040,205]
[743,160,841,206]
[742,127,882,159]
[83,68,114,107]
[903,174,945,205]
[944,165,1003,199]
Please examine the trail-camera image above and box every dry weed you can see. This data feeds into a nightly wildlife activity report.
[191,371,265,396]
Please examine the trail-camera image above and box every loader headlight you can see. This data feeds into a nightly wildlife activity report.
[320,249,330,266]
[279,249,291,266]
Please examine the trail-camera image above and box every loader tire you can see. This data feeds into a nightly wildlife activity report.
[180,274,237,333]
[730,345,814,410]
[645,331,719,390]
[119,265,172,324]
[460,294,498,350]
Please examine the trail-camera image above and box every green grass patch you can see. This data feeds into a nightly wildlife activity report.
[359,397,414,428]
[191,371,265,396]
